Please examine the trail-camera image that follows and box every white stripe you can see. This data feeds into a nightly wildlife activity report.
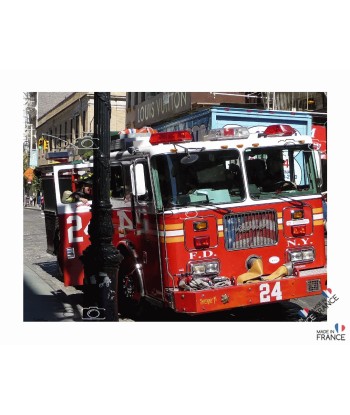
[158,230,184,237]
[162,195,322,214]
[313,213,324,220]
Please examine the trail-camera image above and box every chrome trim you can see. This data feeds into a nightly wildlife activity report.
[224,209,278,250]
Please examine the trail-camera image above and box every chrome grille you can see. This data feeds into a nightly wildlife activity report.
[306,279,321,292]
[224,210,278,250]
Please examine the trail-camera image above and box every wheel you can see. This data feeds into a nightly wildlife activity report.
[274,180,297,191]
[118,255,142,319]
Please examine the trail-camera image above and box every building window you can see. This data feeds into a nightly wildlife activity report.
[75,115,80,139]
[49,129,52,150]
[127,93,131,110]
[130,92,140,107]
[82,111,86,135]
[70,119,73,144]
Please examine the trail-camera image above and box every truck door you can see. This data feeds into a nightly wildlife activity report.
[131,159,163,300]
[54,164,93,287]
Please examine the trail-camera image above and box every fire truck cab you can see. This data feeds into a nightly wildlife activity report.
[41,124,327,316]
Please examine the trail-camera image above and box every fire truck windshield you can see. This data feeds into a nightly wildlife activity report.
[151,144,321,209]
[151,149,245,209]
[244,145,321,200]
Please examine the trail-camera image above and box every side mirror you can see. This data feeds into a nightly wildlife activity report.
[131,163,147,196]
[315,150,323,190]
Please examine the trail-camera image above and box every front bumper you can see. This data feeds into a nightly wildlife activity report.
[173,271,327,314]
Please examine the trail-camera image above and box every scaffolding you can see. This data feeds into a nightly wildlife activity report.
[263,92,327,113]
[209,92,327,113]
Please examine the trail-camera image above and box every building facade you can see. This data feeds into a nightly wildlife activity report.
[35,92,126,165]
[25,92,326,167]
[125,92,263,129]
[125,92,327,129]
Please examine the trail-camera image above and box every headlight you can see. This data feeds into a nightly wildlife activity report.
[191,264,206,274]
[302,249,315,261]
[288,248,314,263]
[289,251,303,262]
[190,261,219,276]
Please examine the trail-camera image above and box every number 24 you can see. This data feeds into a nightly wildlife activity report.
[67,215,89,243]
[259,282,282,303]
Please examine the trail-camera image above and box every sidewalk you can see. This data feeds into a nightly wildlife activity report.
[24,205,44,214]
[23,206,83,322]
[23,263,80,321]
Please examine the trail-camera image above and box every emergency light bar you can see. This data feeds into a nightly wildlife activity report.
[205,126,250,141]
[149,130,193,145]
[263,124,297,137]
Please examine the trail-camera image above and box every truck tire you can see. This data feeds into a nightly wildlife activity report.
[117,255,142,319]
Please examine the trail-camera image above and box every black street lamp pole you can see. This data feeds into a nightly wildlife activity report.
[81,92,123,321]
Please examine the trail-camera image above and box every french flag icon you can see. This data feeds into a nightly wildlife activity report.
[322,288,332,298]
[335,324,345,333]
[298,308,310,318]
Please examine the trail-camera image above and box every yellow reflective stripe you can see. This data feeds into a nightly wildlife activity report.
[314,220,324,226]
[277,212,283,218]
[158,223,183,231]
[160,236,185,243]
[313,207,323,214]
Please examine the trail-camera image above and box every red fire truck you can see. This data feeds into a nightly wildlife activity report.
[40,124,327,317]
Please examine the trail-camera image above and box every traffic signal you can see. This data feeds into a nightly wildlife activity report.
[43,139,49,151]
[38,137,44,149]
